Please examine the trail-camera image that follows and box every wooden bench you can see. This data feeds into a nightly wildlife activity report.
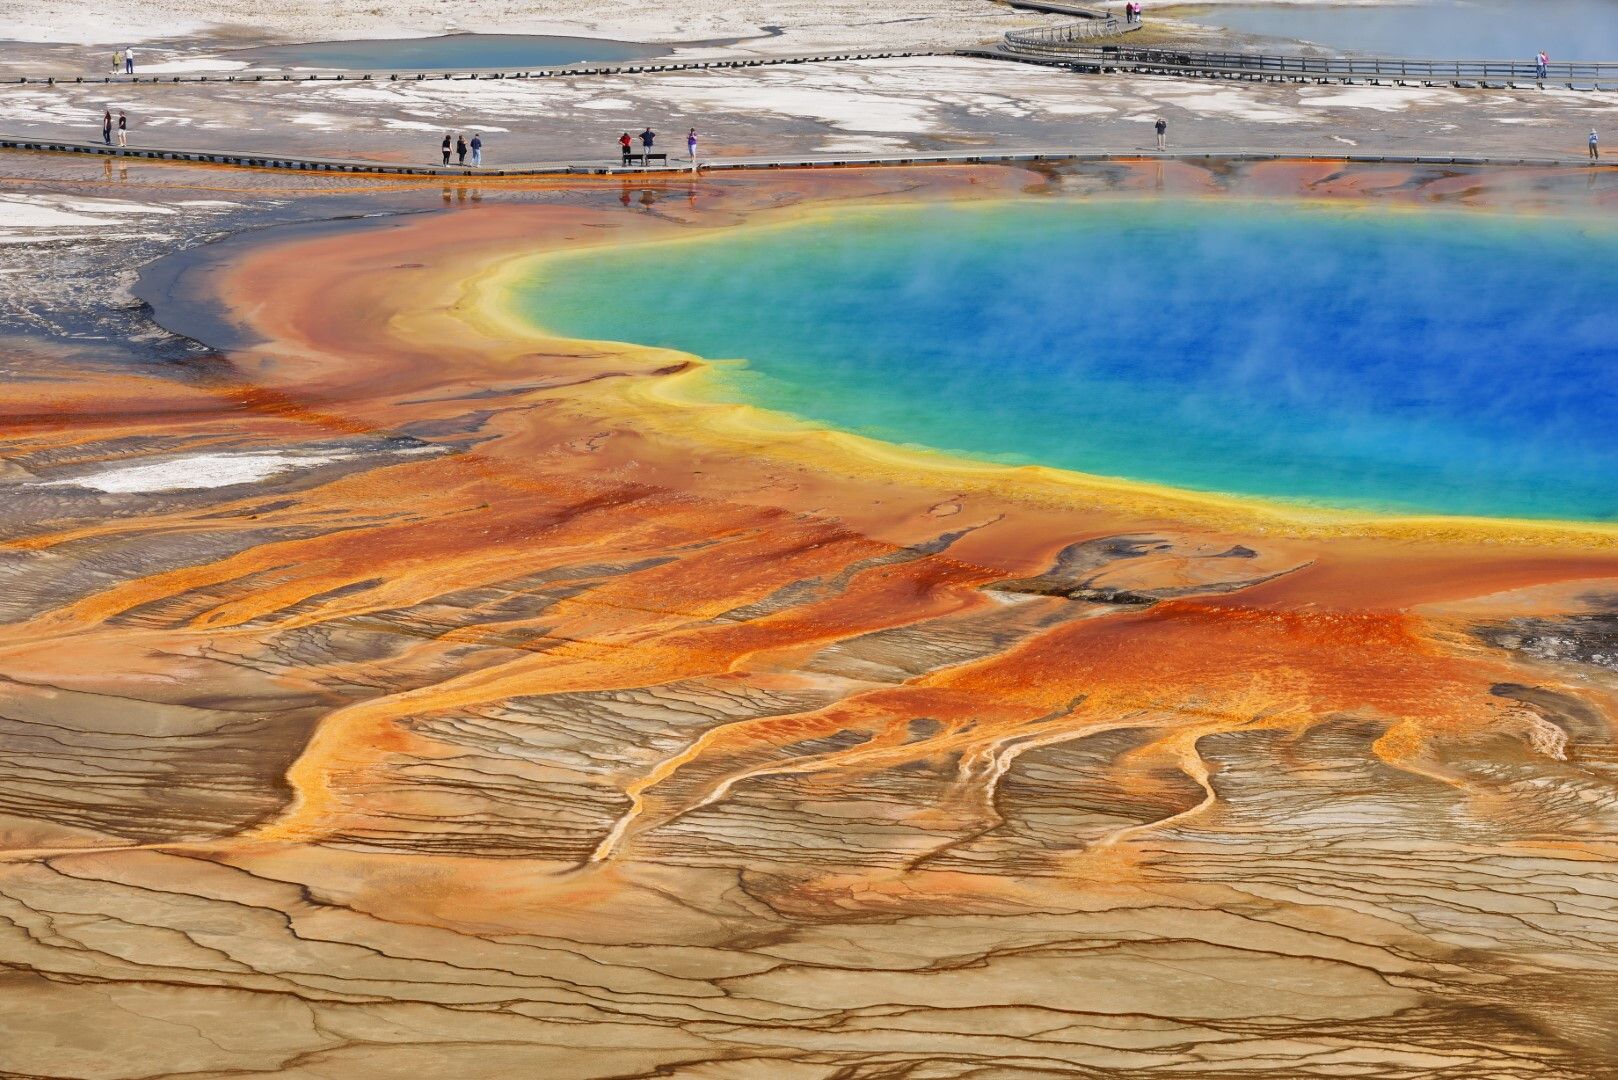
[621,151,668,166]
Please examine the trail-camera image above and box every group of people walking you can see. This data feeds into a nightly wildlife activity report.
[1123,3,1143,24]
[618,127,700,165]
[440,132,484,166]
[110,47,136,74]
[424,125,702,171]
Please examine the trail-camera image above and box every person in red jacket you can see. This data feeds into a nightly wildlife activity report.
[619,131,632,165]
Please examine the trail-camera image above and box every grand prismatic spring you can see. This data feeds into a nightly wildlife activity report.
[4,5,1618,1072]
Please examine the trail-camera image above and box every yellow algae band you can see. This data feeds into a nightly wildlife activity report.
[461,195,1618,550]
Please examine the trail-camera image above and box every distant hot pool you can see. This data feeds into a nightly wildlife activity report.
[515,200,1618,521]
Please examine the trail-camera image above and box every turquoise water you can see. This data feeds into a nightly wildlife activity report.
[517,201,1618,520]
[237,34,660,71]
[1183,0,1618,61]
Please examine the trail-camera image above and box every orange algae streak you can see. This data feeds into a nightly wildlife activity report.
[12,164,1618,1079]
[10,177,1616,882]
[586,594,1557,862]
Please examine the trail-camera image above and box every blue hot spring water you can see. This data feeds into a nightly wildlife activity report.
[236,34,661,71]
[516,200,1618,521]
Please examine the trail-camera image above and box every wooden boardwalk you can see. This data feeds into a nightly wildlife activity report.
[17,43,1610,93]
[1003,0,1114,19]
[2,134,1608,177]
[991,42,1618,89]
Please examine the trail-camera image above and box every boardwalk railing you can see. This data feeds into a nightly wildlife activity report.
[1004,17,1138,47]
[996,41,1618,83]
[2,134,1604,175]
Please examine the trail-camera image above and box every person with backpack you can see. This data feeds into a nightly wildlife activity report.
[1591,128,1601,161]
[455,134,467,165]
[470,132,483,167]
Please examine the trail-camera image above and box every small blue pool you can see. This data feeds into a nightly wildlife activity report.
[235,33,664,71]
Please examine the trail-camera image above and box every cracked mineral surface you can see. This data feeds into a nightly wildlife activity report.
[2,146,1618,1079]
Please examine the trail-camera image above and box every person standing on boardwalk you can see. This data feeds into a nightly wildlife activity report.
[1154,117,1167,150]
[116,110,128,147]
[455,134,467,165]
[124,47,135,74]
[640,126,656,161]
[1536,50,1549,80]
[619,131,632,165]
[470,132,483,167]
[112,49,122,74]
[101,109,113,145]
[441,133,451,165]
[1591,129,1600,161]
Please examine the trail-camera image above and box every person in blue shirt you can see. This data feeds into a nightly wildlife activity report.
[640,127,656,155]
[470,133,483,167]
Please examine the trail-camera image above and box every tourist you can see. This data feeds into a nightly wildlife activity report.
[101,108,112,145]
[640,126,656,160]
[687,127,698,161]
[1154,116,1167,150]
[116,110,128,147]
[112,48,122,75]
[1536,50,1549,80]
[470,132,483,167]
[441,133,451,166]
[1591,128,1600,161]
[124,47,135,74]
[619,131,633,164]
[456,133,467,165]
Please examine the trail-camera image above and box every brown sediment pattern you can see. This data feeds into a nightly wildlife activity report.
[4,161,1618,1078]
